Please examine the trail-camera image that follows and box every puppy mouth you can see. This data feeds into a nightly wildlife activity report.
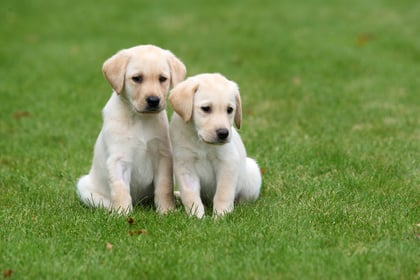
[198,134,229,145]
[134,106,164,114]
[206,140,228,145]
[144,107,163,113]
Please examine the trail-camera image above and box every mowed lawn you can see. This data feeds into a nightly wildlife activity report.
[1,0,419,279]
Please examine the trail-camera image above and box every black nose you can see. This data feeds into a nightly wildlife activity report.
[216,128,229,140]
[146,96,160,108]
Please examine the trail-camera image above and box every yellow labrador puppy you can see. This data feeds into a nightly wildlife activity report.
[77,45,186,214]
[169,73,262,218]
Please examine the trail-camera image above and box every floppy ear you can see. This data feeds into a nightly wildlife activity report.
[102,49,130,95]
[169,78,199,123]
[234,86,242,129]
[166,50,186,87]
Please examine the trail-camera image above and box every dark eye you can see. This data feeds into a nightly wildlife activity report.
[201,106,211,113]
[227,107,234,114]
[132,75,143,83]
[159,75,168,83]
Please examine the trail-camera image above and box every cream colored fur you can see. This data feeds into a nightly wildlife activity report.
[77,45,186,214]
[169,73,262,218]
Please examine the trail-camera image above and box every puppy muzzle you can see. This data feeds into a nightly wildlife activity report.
[146,96,161,108]
[198,128,231,145]
[134,96,164,114]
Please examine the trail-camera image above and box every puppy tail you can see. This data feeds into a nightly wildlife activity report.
[238,158,262,202]
[76,175,112,209]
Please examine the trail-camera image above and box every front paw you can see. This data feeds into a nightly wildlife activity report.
[156,199,176,215]
[112,200,133,215]
[112,204,133,215]
[213,202,234,218]
[111,185,133,215]
[186,203,205,219]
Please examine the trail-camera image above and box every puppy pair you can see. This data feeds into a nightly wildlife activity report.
[76,45,262,217]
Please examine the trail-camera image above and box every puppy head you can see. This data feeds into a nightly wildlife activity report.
[102,45,186,114]
[169,73,242,144]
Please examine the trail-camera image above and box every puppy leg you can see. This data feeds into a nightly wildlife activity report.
[76,175,112,209]
[109,181,132,214]
[107,158,132,214]
[177,171,204,218]
[237,158,262,202]
[213,167,237,217]
[154,155,175,214]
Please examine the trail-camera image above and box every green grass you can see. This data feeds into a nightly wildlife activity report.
[1,0,419,279]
